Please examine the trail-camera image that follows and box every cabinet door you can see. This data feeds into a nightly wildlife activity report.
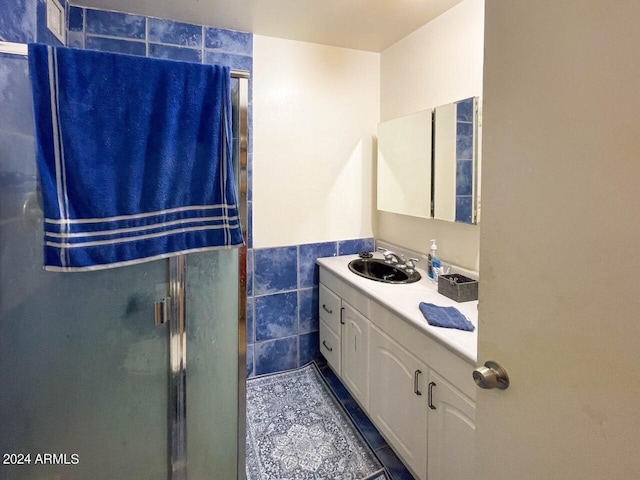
[369,325,428,480]
[341,302,370,410]
[427,370,476,480]
[319,283,342,333]
[319,319,341,374]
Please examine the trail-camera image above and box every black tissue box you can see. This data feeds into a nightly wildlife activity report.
[437,274,478,303]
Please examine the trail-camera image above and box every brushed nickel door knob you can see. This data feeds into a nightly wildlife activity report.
[473,361,510,389]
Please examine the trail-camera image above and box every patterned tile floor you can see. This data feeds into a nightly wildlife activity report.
[317,363,416,480]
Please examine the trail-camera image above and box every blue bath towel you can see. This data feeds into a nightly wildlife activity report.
[28,44,243,271]
[419,302,475,331]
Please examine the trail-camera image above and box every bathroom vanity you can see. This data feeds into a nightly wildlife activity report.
[317,254,478,480]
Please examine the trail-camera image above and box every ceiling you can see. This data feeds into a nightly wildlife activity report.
[74,0,465,52]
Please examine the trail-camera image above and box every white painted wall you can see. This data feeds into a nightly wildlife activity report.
[377,0,484,270]
[252,35,380,248]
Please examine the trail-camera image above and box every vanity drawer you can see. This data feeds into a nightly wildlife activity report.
[319,319,341,374]
[319,283,342,332]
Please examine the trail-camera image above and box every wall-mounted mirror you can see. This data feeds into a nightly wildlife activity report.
[377,109,432,218]
[433,97,479,224]
[376,97,480,224]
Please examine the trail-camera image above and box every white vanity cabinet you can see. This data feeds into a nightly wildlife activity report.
[426,370,476,480]
[340,302,370,409]
[318,263,477,480]
[369,324,429,480]
[319,283,342,373]
[370,300,476,480]
[318,275,371,410]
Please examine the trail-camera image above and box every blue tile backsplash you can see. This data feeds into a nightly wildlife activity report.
[248,237,375,376]
[254,246,298,295]
[299,242,338,288]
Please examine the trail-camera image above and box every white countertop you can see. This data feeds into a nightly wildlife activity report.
[317,254,478,365]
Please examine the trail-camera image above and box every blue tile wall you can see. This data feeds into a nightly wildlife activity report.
[85,36,146,56]
[68,6,83,32]
[455,97,475,224]
[149,18,202,47]
[455,196,473,224]
[456,122,473,161]
[254,337,298,375]
[247,249,254,296]
[248,238,375,377]
[299,331,320,365]
[247,297,254,344]
[456,96,474,122]
[255,291,297,341]
[298,287,319,333]
[456,159,473,196]
[299,242,337,288]
[338,238,375,256]
[85,9,146,39]
[205,28,253,55]
[67,7,253,74]
[204,51,253,72]
[0,0,37,43]
[149,43,202,63]
[254,246,298,295]
[246,345,254,377]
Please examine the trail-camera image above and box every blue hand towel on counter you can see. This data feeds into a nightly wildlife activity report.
[28,44,243,271]
[419,302,475,332]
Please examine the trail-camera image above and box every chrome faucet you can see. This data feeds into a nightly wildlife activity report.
[404,257,420,273]
[377,247,404,266]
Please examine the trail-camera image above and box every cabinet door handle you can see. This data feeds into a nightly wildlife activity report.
[340,306,345,325]
[414,369,423,396]
[322,304,333,315]
[428,381,437,409]
[322,340,333,352]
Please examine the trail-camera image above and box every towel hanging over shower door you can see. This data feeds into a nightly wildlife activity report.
[28,44,243,272]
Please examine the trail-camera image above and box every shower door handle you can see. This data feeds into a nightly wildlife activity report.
[154,297,171,325]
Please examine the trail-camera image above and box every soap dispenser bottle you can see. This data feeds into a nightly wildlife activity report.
[428,239,441,282]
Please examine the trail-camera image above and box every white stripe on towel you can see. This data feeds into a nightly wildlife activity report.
[44,214,240,239]
[47,47,67,267]
[43,203,238,225]
[46,222,239,248]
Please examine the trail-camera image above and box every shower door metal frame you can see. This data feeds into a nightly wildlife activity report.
[234,71,250,480]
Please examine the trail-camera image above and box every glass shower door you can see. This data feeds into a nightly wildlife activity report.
[0,52,247,480]
[0,53,170,480]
